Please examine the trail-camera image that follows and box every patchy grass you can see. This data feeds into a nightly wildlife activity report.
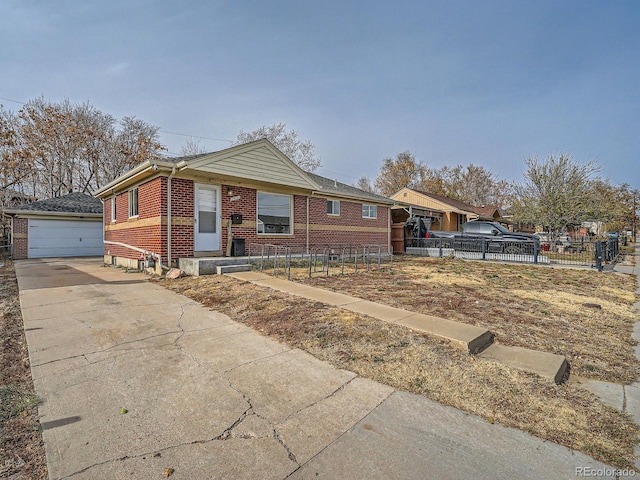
[163,270,639,469]
[293,256,640,383]
[0,258,48,479]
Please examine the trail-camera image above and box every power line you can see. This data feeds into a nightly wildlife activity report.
[0,96,26,105]
[159,130,233,144]
[1,95,234,145]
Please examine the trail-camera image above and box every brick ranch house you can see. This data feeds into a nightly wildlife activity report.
[94,139,394,270]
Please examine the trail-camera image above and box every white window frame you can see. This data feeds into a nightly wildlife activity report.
[362,204,377,219]
[110,196,116,222]
[128,187,139,218]
[257,191,293,235]
[327,199,340,216]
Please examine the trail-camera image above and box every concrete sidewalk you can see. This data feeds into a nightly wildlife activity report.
[228,271,568,382]
[17,258,615,479]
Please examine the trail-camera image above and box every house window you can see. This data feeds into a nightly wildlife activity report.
[327,200,340,216]
[128,188,139,218]
[110,197,116,222]
[257,192,292,234]
[362,204,377,219]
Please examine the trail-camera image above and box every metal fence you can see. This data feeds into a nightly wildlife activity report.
[405,237,621,270]
[247,243,394,279]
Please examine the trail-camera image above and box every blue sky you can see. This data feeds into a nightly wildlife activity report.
[2,0,638,189]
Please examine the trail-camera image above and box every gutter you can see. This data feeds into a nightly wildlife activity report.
[94,160,176,197]
[167,166,176,266]
[309,190,394,205]
[2,210,102,219]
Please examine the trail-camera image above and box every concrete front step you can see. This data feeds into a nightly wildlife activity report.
[478,344,568,384]
[179,257,253,276]
[216,264,253,275]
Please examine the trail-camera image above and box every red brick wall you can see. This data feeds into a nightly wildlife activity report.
[105,175,390,264]
[104,177,166,263]
[219,187,389,251]
[11,217,28,260]
[168,178,194,264]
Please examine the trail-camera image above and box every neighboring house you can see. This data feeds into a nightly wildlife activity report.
[93,139,394,268]
[390,188,509,231]
[3,192,104,259]
[1,190,37,247]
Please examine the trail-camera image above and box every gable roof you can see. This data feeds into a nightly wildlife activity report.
[391,188,508,221]
[412,190,479,214]
[177,139,321,191]
[95,139,393,204]
[4,192,103,217]
[391,188,478,215]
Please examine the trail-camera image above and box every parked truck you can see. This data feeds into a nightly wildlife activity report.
[405,219,538,254]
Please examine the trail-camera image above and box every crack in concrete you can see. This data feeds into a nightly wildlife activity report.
[221,348,293,377]
[276,375,358,427]
[172,303,189,346]
[221,354,301,468]
[623,385,628,413]
[283,386,396,479]
[32,330,183,368]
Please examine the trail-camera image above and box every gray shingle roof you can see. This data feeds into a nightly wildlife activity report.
[8,192,103,214]
[305,172,393,204]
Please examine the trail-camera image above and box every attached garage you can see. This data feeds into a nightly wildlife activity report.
[4,192,103,260]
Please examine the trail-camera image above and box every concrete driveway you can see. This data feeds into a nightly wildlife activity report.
[16,258,615,479]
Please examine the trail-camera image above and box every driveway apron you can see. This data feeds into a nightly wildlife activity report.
[16,258,615,479]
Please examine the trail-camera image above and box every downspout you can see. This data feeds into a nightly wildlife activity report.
[388,204,391,246]
[101,199,106,258]
[167,166,176,266]
[306,196,310,254]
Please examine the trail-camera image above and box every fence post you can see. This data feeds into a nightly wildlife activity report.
[595,241,603,271]
[481,237,486,260]
[533,239,539,265]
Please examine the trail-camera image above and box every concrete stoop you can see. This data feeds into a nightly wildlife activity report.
[227,271,569,383]
[179,256,253,276]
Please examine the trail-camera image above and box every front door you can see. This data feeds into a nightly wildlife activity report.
[194,184,221,252]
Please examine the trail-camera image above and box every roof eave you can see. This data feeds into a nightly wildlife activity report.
[311,190,394,205]
[3,209,103,218]
[94,160,176,197]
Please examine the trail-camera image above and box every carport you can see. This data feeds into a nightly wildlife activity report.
[4,192,103,259]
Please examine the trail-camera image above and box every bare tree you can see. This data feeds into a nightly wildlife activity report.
[181,137,206,157]
[374,151,429,197]
[355,176,376,193]
[425,164,513,208]
[513,154,601,243]
[1,97,164,200]
[234,122,321,172]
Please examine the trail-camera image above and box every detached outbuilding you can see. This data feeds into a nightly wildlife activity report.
[4,192,104,259]
[94,139,394,269]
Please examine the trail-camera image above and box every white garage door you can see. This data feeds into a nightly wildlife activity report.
[28,219,103,258]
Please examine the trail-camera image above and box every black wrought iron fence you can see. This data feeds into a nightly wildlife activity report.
[247,243,393,279]
[405,236,622,270]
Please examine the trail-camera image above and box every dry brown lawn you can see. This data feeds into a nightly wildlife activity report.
[162,255,640,469]
[294,256,640,383]
[0,258,47,479]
